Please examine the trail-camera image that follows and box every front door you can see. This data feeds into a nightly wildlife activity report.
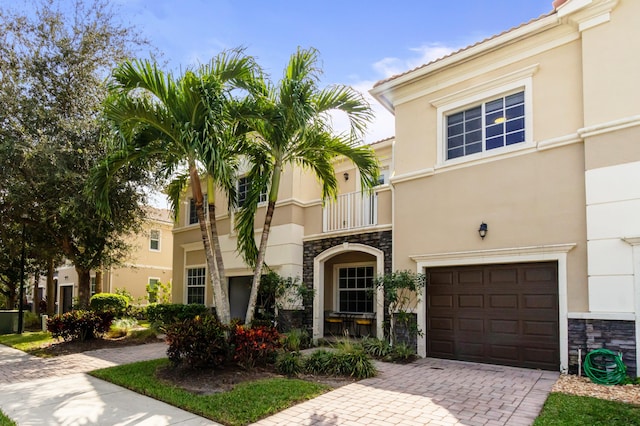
[229,276,252,321]
[61,286,73,313]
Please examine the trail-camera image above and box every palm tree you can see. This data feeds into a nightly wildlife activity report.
[93,50,260,324]
[236,47,379,325]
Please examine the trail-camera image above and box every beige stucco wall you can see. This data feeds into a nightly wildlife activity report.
[580,0,640,127]
[392,144,588,310]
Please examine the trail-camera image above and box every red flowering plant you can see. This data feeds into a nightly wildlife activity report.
[230,324,281,369]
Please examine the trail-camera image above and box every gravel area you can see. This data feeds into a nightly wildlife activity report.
[552,374,640,405]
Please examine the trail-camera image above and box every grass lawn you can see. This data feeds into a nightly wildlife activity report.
[534,392,640,425]
[0,408,16,426]
[90,358,329,426]
[0,331,55,354]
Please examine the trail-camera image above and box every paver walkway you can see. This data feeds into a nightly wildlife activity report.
[0,342,557,425]
[253,358,558,426]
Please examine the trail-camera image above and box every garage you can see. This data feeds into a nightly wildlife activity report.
[426,262,559,371]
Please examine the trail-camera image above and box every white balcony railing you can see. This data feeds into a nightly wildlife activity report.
[322,191,377,233]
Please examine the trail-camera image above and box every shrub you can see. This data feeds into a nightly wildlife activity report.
[275,351,303,376]
[89,293,129,317]
[362,337,392,359]
[230,325,281,369]
[334,349,377,379]
[303,349,335,375]
[125,304,148,320]
[282,328,310,352]
[165,315,228,368]
[47,310,114,342]
[389,343,417,363]
[147,303,208,331]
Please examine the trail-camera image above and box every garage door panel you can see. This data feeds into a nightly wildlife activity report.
[430,317,453,331]
[487,269,518,283]
[459,270,483,284]
[523,294,556,309]
[458,294,483,308]
[523,320,558,337]
[490,345,519,361]
[430,295,454,308]
[488,294,518,308]
[490,319,519,334]
[427,262,559,371]
[459,318,484,332]
[430,271,454,285]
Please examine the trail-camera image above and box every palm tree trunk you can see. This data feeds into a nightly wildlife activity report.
[245,199,276,325]
[189,165,230,324]
[46,258,55,316]
[208,202,228,306]
[95,268,103,293]
[76,266,91,308]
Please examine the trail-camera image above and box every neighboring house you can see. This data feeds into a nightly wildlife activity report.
[173,0,640,376]
[50,207,173,313]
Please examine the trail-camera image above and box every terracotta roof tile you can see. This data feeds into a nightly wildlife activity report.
[372,10,556,88]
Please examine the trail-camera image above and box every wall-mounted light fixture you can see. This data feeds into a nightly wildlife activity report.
[343,172,349,181]
[478,222,488,239]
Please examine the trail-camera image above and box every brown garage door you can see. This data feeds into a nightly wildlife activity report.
[426,262,559,371]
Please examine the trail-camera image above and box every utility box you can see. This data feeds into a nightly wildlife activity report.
[0,310,19,334]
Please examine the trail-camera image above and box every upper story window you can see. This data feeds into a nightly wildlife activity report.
[149,229,160,251]
[377,167,389,186]
[446,91,525,160]
[188,194,207,225]
[237,176,267,208]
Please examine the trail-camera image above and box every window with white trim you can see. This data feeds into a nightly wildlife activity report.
[188,194,207,225]
[377,167,389,186]
[186,267,206,304]
[446,91,525,160]
[149,229,160,251]
[90,276,96,297]
[237,176,267,208]
[337,265,375,313]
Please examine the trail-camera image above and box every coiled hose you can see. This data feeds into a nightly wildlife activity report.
[583,348,627,385]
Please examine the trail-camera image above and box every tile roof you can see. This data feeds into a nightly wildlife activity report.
[372,9,556,89]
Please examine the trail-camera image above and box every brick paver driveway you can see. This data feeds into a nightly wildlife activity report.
[253,357,557,426]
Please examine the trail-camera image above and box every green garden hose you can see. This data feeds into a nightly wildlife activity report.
[583,348,627,385]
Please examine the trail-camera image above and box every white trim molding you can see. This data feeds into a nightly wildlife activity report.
[578,115,640,139]
[622,236,640,376]
[411,243,576,373]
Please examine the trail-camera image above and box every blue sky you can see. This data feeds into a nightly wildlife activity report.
[111,0,552,143]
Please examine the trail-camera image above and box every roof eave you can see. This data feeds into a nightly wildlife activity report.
[369,13,561,112]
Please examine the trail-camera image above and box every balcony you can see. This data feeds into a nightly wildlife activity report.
[322,191,377,233]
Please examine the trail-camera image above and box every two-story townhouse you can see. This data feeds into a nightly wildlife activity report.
[51,207,173,312]
[371,0,639,375]
[172,141,393,329]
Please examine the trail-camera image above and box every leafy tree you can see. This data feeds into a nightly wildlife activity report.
[236,48,379,324]
[94,51,261,324]
[0,0,151,308]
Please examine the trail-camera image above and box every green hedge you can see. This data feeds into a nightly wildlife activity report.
[146,303,208,331]
[89,293,129,317]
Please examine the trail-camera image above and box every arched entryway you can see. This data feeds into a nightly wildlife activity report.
[312,243,385,341]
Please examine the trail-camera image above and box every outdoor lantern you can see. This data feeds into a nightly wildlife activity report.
[478,222,488,239]
[343,172,349,181]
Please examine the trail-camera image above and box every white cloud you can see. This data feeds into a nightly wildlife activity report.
[331,42,460,144]
[373,43,459,79]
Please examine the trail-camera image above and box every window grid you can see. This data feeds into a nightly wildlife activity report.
[149,229,160,251]
[338,266,374,313]
[188,194,208,225]
[186,267,206,304]
[446,91,525,160]
[238,176,267,208]
[90,277,96,297]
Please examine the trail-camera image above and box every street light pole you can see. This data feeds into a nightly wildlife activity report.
[17,218,26,334]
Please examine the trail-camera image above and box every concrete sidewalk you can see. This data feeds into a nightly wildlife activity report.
[0,342,557,425]
[0,343,219,425]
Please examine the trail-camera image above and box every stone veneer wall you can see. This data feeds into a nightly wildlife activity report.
[302,230,392,333]
[568,319,636,376]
